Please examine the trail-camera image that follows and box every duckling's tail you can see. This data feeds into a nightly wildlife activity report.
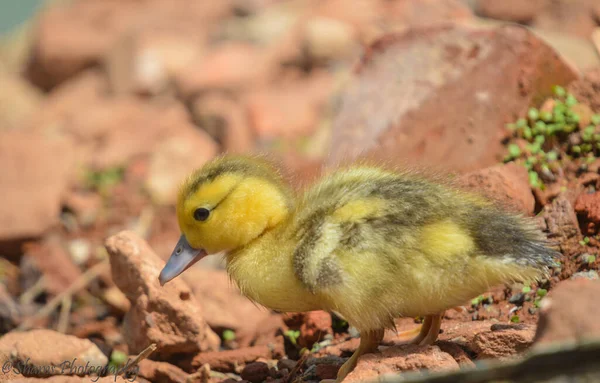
[466,206,562,271]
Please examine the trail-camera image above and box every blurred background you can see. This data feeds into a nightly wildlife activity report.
[0,1,599,382]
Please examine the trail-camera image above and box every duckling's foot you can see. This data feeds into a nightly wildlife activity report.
[395,313,443,345]
[336,329,384,382]
[418,313,443,346]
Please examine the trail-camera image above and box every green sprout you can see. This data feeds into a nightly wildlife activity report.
[109,350,128,370]
[222,329,236,342]
[582,254,596,265]
[579,237,591,246]
[284,330,301,346]
[510,315,520,323]
[536,288,548,298]
[521,286,532,294]
[84,166,125,195]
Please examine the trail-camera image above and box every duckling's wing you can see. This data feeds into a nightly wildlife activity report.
[291,167,442,293]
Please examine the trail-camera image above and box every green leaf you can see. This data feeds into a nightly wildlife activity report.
[507,144,521,158]
[222,329,236,342]
[553,85,566,98]
[510,315,520,323]
[536,289,547,297]
[528,108,539,121]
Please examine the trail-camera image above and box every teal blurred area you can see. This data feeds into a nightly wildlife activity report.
[0,0,44,35]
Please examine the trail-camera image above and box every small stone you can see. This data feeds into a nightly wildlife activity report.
[276,358,297,372]
[0,329,108,376]
[241,362,270,383]
[315,363,340,380]
[570,270,599,280]
[508,293,525,306]
[471,323,535,359]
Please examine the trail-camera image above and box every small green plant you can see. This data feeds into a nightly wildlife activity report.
[579,237,591,246]
[109,350,128,371]
[504,86,600,189]
[510,315,520,323]
[222,329,236,342]
[284,329,301,346]
[521,285,532,294]
[536,288,548,297]
[84,166,125,195]
[581,254,596,265]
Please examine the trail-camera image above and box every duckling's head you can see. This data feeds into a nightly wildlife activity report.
[158,154,293,285]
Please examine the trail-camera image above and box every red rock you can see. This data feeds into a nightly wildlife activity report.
[105,31,203,97]
[181,268,281,348]
[574,192,600,234]
[439,320,495,346]
[190,93,255,154]
[540,196,581,241]
[436,341,475,368]
[0,131,75,242]
[534,279,600,345]
[0,68,43,131]
[26,1,137,90]
[26,1,231,90]
[137,360,188,383]
[240,362,270,383]
[344,345,459,382]
[63,191,103,228]
[176,43,275,98]
[0,329,108,377]
[27,236,82,296]
[192,343,285,372]
[459,162,535,215]
[104,231,220,362]
[327,24,578,173]
[568,67,600,113]
[145,127,218,205]
[315,338,360,357]
[532,0,599,39]
[471,323,536,359]
[475,0,546,23]
[245,72,334,141]
[299,311,333,348]
[382,0,473,26]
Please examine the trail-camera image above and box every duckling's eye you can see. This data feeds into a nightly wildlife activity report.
[193,208,210,221]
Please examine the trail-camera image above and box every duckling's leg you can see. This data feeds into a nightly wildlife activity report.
[335,329,384,382]
[393,316,432,345]
[418,313,443,346]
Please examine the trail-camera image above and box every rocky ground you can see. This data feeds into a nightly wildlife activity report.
[1,0,600,382]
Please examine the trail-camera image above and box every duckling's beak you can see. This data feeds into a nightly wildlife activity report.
[158,235,207,286]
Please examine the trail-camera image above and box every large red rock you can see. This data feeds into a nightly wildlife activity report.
[459,162,535,215]
[327,24,578,173]
[104,231,220,363]
[344,345,459,383]
[0,131,75,242]
[0,329,108,377]
[471,323,536,359]
[534,279,600,345]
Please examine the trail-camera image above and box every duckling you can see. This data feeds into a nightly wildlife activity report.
[158,154,558,382]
